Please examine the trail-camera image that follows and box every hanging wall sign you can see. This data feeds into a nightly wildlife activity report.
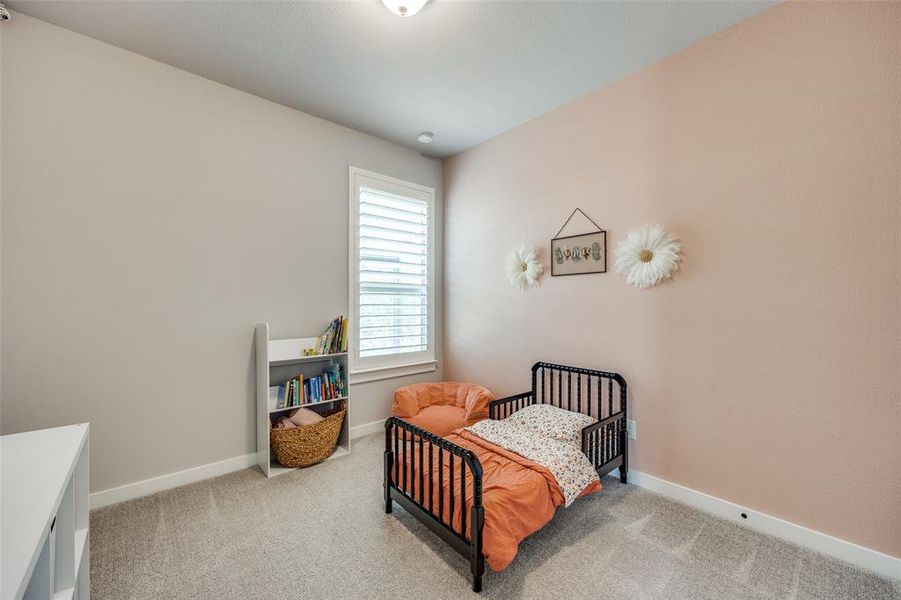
[551,208,607,276]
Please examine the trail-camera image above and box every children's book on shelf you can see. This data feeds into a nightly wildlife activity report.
[304,315,349,356]
[268,362,347,412]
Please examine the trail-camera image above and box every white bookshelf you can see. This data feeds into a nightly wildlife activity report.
[1,424,90,600]
[256,323,350,478]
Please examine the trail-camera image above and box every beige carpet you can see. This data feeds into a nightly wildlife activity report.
[91,433,899,599]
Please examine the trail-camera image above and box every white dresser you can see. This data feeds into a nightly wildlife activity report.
[1,424,90,600]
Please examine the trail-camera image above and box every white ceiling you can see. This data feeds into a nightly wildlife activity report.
[8,1,777,157]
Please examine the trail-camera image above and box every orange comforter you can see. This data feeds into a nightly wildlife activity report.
[393,429,601,571]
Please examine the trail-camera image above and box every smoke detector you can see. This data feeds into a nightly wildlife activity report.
[381,0,429,17]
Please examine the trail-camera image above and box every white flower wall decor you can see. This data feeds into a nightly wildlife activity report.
[614,225,682,289]
[506,245,544,291]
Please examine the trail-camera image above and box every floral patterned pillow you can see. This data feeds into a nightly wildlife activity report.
[505,403,596,444]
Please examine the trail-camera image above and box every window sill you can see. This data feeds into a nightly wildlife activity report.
[349,360,438,384]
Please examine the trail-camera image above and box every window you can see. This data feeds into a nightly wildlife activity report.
[349,167,436,380]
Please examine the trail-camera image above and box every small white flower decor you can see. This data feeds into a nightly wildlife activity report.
[614,226,682,289]
[506,245,544,291]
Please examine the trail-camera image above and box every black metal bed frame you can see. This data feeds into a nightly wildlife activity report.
[384,362,628,592]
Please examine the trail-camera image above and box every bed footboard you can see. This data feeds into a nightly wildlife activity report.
[384,417,485,592]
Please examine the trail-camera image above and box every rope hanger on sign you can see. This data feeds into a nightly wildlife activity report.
[553,208,605,239]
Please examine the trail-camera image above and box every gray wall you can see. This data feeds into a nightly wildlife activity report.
[0,14,443,492]
[0,21,3,418]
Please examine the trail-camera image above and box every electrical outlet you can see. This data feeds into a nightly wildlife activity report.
[626,419,637,440]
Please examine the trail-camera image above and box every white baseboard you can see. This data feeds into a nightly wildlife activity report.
[350,418,387,439]
[91,420,388,509]
[609,468,900,581]
[90,453,257,509]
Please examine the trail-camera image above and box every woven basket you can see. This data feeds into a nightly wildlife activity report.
[269,403,346,468]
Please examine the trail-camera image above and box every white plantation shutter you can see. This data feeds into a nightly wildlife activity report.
[358,188,429,357]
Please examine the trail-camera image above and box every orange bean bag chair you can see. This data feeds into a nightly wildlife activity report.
[392,382,495,436]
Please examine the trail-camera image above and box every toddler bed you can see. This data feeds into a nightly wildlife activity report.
[383,362,628,592]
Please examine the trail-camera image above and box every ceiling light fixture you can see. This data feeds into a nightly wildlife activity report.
[417,131,434,144]
[381,0,429,17]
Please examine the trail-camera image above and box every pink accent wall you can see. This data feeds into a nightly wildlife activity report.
[443,2,900,556]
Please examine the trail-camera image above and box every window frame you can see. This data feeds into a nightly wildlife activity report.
[348,166,437,382]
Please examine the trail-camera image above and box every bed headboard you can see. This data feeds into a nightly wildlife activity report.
[489,362,629,481]
[531,362,626,421]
